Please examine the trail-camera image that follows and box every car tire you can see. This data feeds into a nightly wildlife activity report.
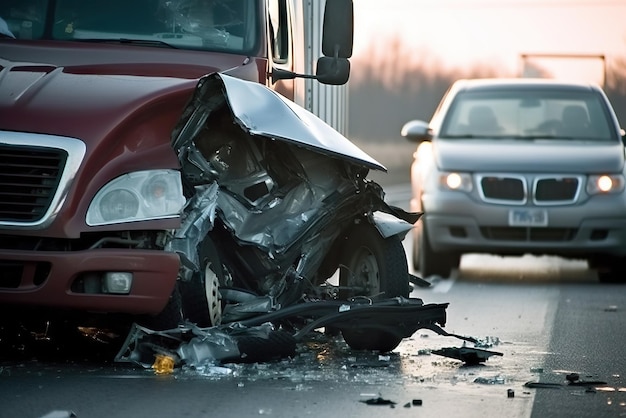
[417,220,460,278]
[412,226,421,271]
[593,255,626,284]
[232,329,297,363]
[180,238,224,327]
[338,223,410,352]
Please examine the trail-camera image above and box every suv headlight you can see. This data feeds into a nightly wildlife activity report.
[439,172,473,192]
[587,174,625,195]
[87,170,186,226]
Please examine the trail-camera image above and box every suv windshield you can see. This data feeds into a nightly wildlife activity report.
[440,89,615,141]
[0,0,259,53]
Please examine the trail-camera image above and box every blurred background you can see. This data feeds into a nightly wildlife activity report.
[347,0,626,185]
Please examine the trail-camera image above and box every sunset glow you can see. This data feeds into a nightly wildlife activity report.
[353,0,626,85]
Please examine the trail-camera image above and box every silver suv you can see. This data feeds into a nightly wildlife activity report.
[401,78,626,283]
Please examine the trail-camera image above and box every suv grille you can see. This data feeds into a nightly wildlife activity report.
[480,227,576,241]
[534,177,579,203]
[0,145,67,222]
[477,174,582,205]
[480,176,525,202]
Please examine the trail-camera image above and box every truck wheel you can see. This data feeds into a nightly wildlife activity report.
[180,238,223,327]
[417,221,460,278]
[338,223,410,352]
[137,283,183,330]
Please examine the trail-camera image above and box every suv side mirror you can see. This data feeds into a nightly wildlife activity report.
[401,120,432,142]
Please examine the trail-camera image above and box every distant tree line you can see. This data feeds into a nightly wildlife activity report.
[348,37,626,143]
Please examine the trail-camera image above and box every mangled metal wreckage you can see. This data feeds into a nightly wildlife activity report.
[118,73,458,367]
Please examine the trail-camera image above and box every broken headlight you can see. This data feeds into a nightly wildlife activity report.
[86,170,186,226]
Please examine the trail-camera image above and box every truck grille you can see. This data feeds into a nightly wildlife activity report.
[0,132,85,227]
[0,145,67,222]
[477,174,582,205]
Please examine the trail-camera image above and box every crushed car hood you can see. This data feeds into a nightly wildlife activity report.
[205,73,386,171]
[434,139,625,173]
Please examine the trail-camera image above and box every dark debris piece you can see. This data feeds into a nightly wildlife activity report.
[525,376,608,389]
[360,397,396,406]
[524,381,563,389]
[431,346,503,365]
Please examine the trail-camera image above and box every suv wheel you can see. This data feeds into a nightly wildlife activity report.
[593,255,626,284]
[417,221,460,278]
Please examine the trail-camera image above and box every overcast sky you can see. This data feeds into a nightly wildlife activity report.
[352,0,626,84]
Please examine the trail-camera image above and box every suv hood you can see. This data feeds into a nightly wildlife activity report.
[434,138,625,173]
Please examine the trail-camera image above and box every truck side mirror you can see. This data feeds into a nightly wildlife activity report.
[271,0,353,86]
[316,56,350,85]
[317,0,353,85]
[321,0,353,59]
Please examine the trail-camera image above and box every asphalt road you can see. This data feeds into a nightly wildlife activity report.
[0,184,625,418]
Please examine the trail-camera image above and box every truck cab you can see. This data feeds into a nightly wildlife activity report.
[0,0,353,326]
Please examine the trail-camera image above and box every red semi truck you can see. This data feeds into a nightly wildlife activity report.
[0,0,357,328]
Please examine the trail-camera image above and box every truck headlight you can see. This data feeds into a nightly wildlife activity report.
[587,174,625,195]
[439,172,473,192]
[87,170,186,226]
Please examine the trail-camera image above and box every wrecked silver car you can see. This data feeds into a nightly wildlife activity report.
[166,73,431,352]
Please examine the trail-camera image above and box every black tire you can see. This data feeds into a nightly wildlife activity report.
[137,283,183,330]
[180,238,224,327]
[338,223,410,352]
[412,226,420,271]
[231,329,297,363]
[593,255,626,284]
[417,221,460,278]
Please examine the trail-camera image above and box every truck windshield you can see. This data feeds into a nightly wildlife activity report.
[0,0,259,54]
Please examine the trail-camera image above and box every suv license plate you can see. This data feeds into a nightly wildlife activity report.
[508,209,548,227]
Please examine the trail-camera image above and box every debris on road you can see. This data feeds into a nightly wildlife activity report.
[524,372,608,390]
[113,297,479,373]
[39,412,77,418]
[115,322,297,369]
[474,375,506,385]
[524,381,563,389]
[431,346,504,365]
[360,396,396,406]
